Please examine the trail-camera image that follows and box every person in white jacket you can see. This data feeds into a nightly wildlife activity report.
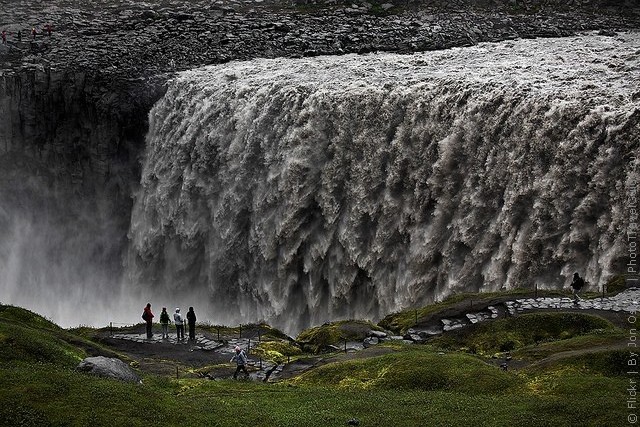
[230,346,249,379]
[173,308,185,341]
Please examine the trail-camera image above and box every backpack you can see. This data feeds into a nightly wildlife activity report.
[572,277,585,290]
[142,311,148,321]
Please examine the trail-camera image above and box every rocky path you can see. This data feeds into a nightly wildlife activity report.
[99,328,289,381]
[403,288,639,342]
[100,288,638,382]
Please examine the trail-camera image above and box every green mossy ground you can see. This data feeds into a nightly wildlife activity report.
[0,298,631,426]
[296,320,385,353]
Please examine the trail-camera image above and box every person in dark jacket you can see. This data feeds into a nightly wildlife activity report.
[187,307,197,341]
[142,303,154,338]
[571,272,585,302]
[159,307,171,339]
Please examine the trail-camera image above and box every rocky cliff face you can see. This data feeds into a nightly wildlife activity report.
[0,67,163,326]
[0,0,638,326]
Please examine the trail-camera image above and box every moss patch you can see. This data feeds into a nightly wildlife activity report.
[296,320,384,353]
[252,340,302,364]
[429,313,616,356]
[293,348,518,393]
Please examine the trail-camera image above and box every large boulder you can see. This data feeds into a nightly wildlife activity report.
[77,356,141,383]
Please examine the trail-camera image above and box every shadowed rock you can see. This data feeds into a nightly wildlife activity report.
[77,356,141,383]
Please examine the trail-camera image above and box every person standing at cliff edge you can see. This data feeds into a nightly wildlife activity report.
[159,307,171,339]
[187,306,197,341]
[174,308,185,341]
[142,303,154,339]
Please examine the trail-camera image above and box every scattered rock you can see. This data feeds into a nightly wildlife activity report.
[368,330,388,339]
[363,336,379,348]
[77,356,141,383]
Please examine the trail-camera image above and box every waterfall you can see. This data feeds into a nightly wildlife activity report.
[129,33,640,332]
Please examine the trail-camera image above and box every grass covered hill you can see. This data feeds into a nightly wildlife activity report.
[0,294,631,426]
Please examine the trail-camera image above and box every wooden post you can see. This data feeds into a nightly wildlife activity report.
[258,331,261,342]
[109,322,112,336]
[535,283,538,299]
[248,338,251,353]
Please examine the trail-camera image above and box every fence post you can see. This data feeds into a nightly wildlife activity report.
[535,283,538,299]
[248,338,251,353]
[109,322,112,336]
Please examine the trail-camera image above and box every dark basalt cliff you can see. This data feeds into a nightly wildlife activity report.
[1,0,638,195]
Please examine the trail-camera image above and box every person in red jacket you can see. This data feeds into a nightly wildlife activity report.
[142,303,154,339]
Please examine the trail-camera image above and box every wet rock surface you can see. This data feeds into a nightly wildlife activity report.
[1,0,637,207]
[1,0,638,82]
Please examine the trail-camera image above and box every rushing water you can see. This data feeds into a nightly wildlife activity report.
[2,33,639,331]
[128,33,640,332]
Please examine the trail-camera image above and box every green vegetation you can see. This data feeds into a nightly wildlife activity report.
[251,339,302,364]
[197,322,291,341]
[0,305,118,366]
[535,349,628,377]
[0,302,633,426]
[294,347,517,393]
[606,274,634,294]
[296,320,385,353]
[378,288,569,334]
[429,313,617,355]
[513,330,626,361]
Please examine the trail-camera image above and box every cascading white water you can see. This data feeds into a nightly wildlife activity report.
[129,32,640,332]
